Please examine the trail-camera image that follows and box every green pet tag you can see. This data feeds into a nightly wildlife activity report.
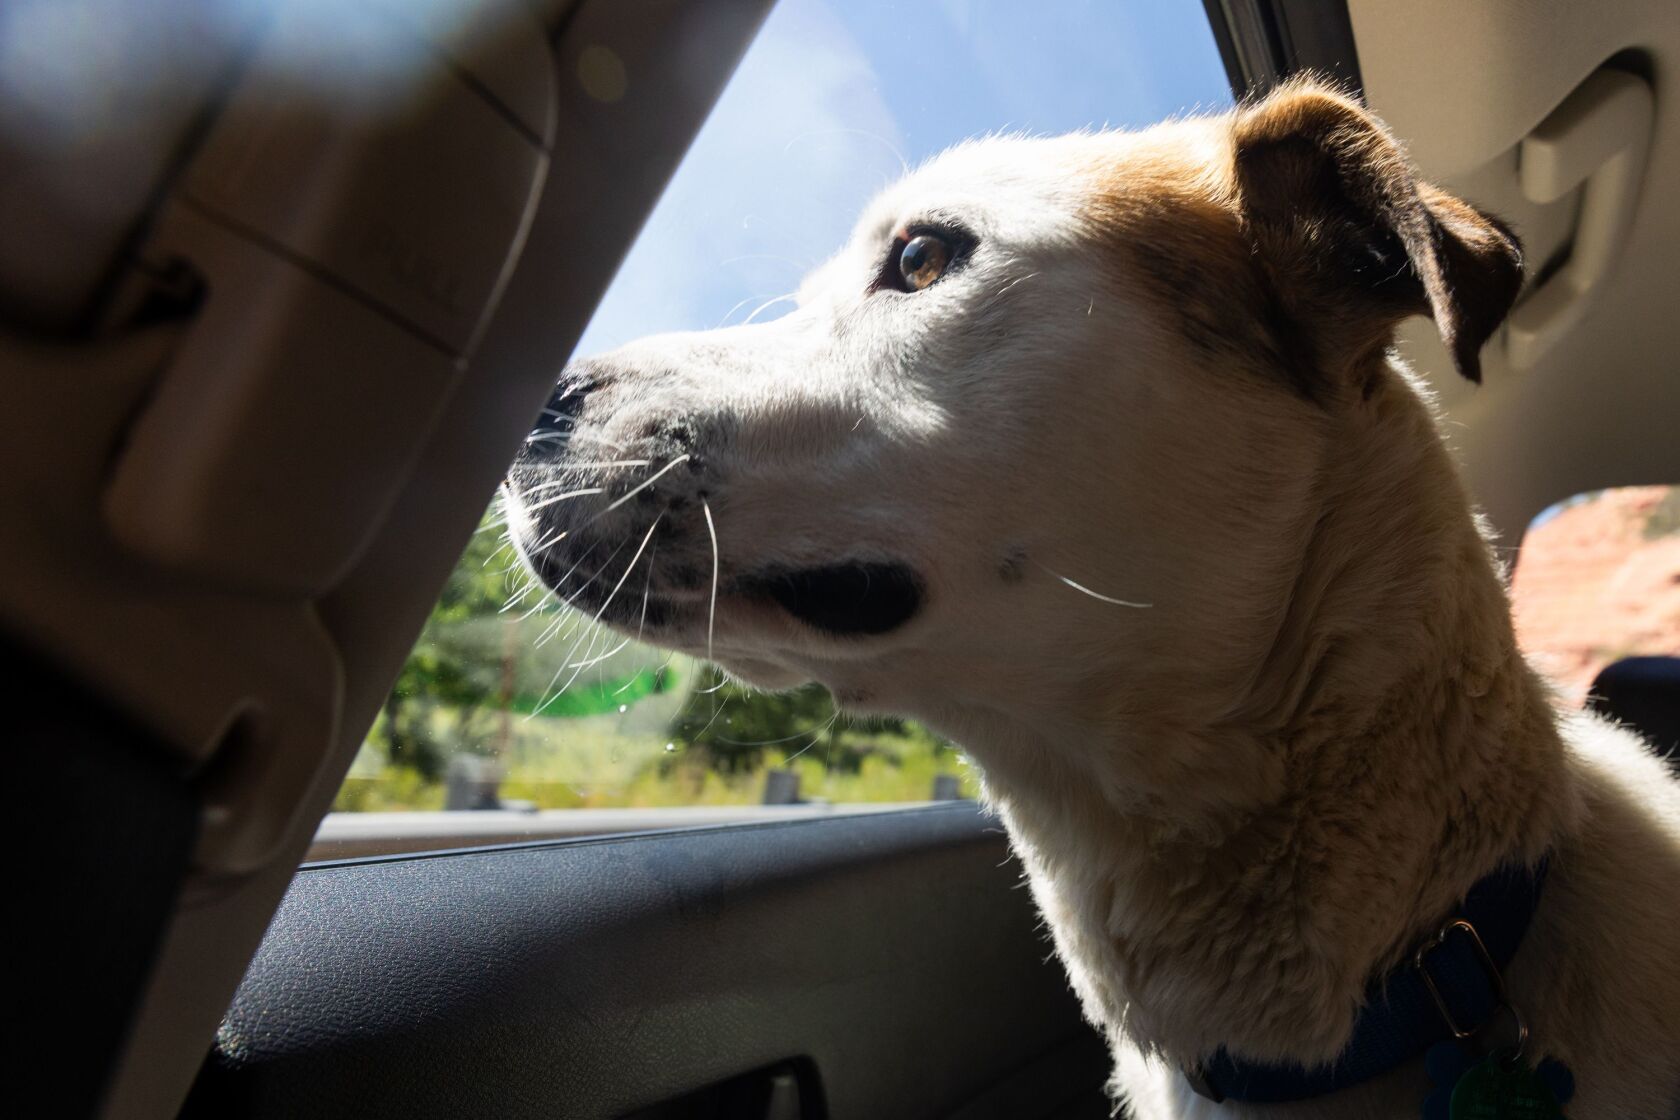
[1450,1056,1564,1119]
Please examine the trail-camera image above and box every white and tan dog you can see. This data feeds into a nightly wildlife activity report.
[505,79,1680,1118]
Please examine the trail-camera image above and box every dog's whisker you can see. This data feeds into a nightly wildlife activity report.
[531,597,619,713]
[714,708,842,764]
[615,645,674,700]
[540,454,687,554]
[633,540,656,646]
[562,431,628,452]
[782,126,908,177]
[717,290,776,328]
[518,576,569,622]
[571,459,653,470]
[1034,561,1152,608]
[518,466,650,496]
[716,252,812,274]
[523,427,581,445]
[701,496,720,668]
[532,606,578,647]
[782,734,826,764]
[497,581,539,614]
[689,686,731,740]
[532,616,564,646]
[692,497,725,691]
[549,620,610,706]
[476,538,515,568]
[536,538,627,647]
[519,486,607,515]
[742,292,797,326]
[515,477,581,497]
[532,515,664,714]
[714,714,837,748]
[524,428,627,453]
[541,619,610,706]
[526,522,570,557]
[708,722,819,748]
[599,455,691,515]
[533,612,574,648]
[541,538,603,591]
[565,634,633,671]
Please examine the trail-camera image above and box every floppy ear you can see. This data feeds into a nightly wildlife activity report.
[1232,78,1523,385]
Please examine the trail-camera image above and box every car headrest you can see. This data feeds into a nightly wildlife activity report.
[1587,655,1680,768]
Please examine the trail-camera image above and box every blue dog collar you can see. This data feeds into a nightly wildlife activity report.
[1185,860,1549,1104]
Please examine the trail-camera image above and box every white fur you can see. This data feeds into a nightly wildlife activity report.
[506,102,1680,1118]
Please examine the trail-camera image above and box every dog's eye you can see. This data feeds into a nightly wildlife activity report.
[898,234,953,291]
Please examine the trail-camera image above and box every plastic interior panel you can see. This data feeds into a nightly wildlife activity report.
[84,3,789,1116]
[1348,0,1680,540]
[8,634,199,1120]
[185,805,1110,1120]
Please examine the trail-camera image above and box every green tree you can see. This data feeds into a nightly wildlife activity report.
[667,670,838,773]
[382,507,522,777]
[666,668,954,776]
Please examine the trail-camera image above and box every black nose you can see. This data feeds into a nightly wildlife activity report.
[545,364,602,424]
[526,362,604,458]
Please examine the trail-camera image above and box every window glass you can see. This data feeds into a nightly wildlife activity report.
[1511,485,1679,705]
[321,0,1233,856]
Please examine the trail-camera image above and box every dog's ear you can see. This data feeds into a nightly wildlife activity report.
[1231,78,1523,385]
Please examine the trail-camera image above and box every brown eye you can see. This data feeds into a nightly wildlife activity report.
[898,234,953,291]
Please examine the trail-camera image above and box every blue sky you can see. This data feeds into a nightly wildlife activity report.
[572,0,1232,357]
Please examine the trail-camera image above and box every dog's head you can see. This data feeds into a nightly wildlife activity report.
[504,79,1522,742]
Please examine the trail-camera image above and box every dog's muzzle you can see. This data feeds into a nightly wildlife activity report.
[508,361,927,641]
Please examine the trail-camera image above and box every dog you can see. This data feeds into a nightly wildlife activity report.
[503,77,1680,1118]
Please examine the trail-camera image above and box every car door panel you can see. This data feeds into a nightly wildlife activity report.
[182,805,1109,1119]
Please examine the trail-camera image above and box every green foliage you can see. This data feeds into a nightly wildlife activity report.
[334,767,446,812]
[351,719,977,811]
[382,510,522,775]
[665,666,956,777]
[666,668,838,773]
[505,666,671,717]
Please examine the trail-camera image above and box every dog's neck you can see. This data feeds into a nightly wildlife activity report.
[955,367,1574,1069]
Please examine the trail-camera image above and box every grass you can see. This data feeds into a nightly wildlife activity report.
[335,698,978,812]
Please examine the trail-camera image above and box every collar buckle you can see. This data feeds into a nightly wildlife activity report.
[1413,918,1529,1058]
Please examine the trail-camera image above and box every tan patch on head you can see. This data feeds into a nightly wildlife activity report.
[1078,129,1320,398]
[1077,77,1524,400]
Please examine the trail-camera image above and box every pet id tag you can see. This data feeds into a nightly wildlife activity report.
[1423,1044,1573,1120]
[1448,1056,1564,1119]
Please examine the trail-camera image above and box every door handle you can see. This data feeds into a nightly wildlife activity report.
[622,1060,815,1119]
[1505,68,1653,370]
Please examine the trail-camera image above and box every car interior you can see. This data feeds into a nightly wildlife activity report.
[2,1,1675,1117]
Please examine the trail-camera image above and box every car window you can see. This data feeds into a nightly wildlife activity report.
[316,0,1233,858]
[1511,485,1679,705]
